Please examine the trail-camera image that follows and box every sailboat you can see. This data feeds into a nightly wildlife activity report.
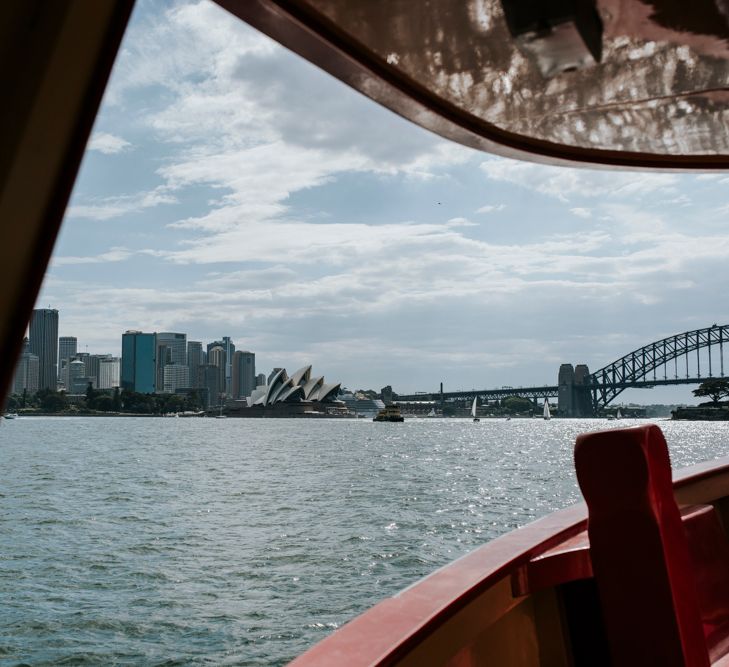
[471,397,479,423]
[616,408,623,420]
[543,399,551,421]
[426,407,437,418]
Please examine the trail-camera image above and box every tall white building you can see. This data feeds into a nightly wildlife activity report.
[98,357,120,389]
[163,364,190,393]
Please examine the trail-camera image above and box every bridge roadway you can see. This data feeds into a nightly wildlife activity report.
[396,376,710,403]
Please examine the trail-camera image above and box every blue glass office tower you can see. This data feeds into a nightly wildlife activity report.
[121,331,156,393]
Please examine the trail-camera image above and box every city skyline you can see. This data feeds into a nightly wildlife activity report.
[35,1,729,403]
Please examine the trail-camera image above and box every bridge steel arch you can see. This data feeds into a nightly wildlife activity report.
[589,324,728,412]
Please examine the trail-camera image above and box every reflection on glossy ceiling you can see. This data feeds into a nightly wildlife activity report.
[306,0,729,156]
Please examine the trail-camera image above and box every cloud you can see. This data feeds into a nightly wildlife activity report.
[480,159,678,202]
[66,187,177,221]
[88,132,132,154]
[570,207,592,218]
[476,204,506,214]
[52,247,134,266]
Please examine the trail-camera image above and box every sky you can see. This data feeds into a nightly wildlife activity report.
[37,0,729,403]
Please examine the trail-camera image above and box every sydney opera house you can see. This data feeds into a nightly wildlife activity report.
[224,365,343,417]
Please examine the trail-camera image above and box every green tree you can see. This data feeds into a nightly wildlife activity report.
[85,381,98,404]
[112,387,121,411]
[91,394,115,411]
[37,389,68,413]
[502,396,533,414]
[693,379,729,405]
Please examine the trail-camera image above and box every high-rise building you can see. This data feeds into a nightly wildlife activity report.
[208,337,235,396]
[163,364,190,393]
[12,339,39,394]
[58,337,77,372]
[187,341,203,388]
[208,345,226,396]
[98,357,120,389]
[29,308,58,390]
[156,332,186,391]
[232,350,256,398]
[86,354,111,388]
[121,331,156,393]
[67,359,86,393]
[198,364,221,409]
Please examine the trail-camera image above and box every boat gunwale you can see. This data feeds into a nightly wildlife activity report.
[289,451,729,666]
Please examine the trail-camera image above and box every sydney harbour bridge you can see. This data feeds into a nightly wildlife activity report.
[395,325,729,416]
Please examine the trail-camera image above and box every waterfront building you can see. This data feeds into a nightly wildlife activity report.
[198,363,222,409]
[250,365,341,407]
[86,353,111,388]
[208,337,235,396]
[12,339,39,394]
[256,373,266,387]
[163,364,190,393]
[156,332,186,391]
[121,331,156,393]
[29,308,58,390]
[187,341,203,388]
[232,350,256,398]
[207,345,227,397]
[58,336,77,382]
[67,359,86,393]
[97,357,120,389]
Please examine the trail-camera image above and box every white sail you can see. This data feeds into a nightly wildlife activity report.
[543,399,551,420]
[616,408,622,419]
[471,397,478,418]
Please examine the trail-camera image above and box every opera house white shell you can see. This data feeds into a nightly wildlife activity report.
[250,366,341,407]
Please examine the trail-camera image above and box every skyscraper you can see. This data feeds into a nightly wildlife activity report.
[12,339,39,394]
[207,345,226,396]
[98,357,120,389]
[207,337,235,396]
[232,350,256,398]
[121,331,156,393]
[156,332,186,391]
[58,336,77,387]
[29,308,58,390]
[187,341,203,388]
[58,336,77,367]
[163,364,190,393]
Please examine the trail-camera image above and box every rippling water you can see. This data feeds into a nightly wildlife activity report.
[2,416,729,665]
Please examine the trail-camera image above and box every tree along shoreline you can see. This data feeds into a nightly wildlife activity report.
[4,385,203,416]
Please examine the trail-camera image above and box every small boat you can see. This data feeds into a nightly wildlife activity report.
[426,408,437,418]
[373,405,404,422]
[543,398,551,421]
[4,413,18,419]
[471,397,479,422]
[617,408,623,419]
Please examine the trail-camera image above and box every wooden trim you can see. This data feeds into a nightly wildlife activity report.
[289,450,729,666]
[214,0,729,171]
[0,1,134,401]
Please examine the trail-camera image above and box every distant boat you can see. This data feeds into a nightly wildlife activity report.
[426,408,437,418]
[4,413,18,419]
[471,397,480,422]
[373,405,404,422]
[543,399,551,421]
[616,408,623,419]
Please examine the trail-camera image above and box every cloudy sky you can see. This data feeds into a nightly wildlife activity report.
[38,0,729,402]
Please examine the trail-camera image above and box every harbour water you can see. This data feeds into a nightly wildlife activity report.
[3,417,729,666]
